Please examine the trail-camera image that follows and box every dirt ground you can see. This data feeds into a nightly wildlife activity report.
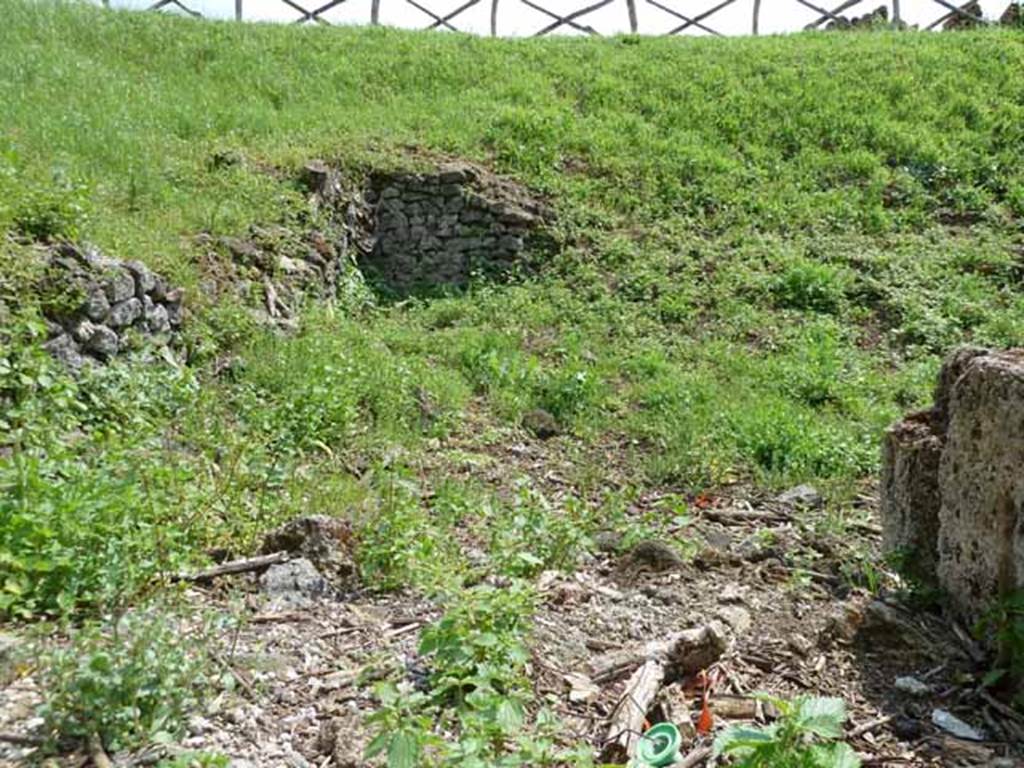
[2,421,1023,767]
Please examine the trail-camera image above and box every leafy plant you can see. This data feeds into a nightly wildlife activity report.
[486,485,595,577]
[975,590,1024,708]
[9,173,91,242]
[364,682,439,768]
[366,581,590,767]
[714,695,860,768]
[36,607,215,752]
[418,581,535,706]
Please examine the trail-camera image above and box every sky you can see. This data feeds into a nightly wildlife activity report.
[105,0,1016,37]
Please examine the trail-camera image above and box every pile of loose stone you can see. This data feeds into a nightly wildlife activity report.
[41,243,184,369]
[360,162,548,291]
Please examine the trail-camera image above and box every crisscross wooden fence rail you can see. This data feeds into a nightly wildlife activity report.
[102,0,1020,36]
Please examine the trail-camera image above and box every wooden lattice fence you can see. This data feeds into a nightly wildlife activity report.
[120,0,1019,36]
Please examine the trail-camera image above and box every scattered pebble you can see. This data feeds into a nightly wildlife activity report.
[894,676,931,697]
[931,709,986,741]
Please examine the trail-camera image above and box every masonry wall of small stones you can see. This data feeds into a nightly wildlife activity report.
[42,244,184,369]
[360,163,545,292]
[881,346,1024,628]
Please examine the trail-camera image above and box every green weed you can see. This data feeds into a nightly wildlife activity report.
[714,695,860,768]
[36,606,216,752]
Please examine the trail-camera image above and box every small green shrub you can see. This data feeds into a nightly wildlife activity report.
[37,608,214,751]
[714,695,860,768]
[418,582,536,707]
[533,366,604,424]
[771,262,850,314]
[486,486,595,577]
[0,356,198,618]
[355,466,463,592]
[975,590,1024,709]
[10,175,91,242]
[367,581,591,767]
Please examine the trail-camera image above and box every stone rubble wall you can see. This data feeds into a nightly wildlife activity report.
[41,244,184,369]
[881,347,1024,625]
[38,159,549,367]
[359,162,548,292]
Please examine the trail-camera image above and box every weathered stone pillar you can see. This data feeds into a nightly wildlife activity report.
[880,412,943,585]
[937,350,1024,623]
[881,347,1024,626]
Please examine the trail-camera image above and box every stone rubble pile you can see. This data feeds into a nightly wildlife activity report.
[882,346,1024,625]
[41,244,184,369]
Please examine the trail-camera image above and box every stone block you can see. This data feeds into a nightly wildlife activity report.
[937,350,1024,622]
[43,333,86,370]
[880,411,943,584]
[146,303,170,334]
[71,318,98,344]
[124,260,156,297]
[107,297,143,328]
[104,270,136,303]
[81,285,110,321]
[84,325,119,358]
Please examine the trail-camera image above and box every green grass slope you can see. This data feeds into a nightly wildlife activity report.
[1,0,1024,620]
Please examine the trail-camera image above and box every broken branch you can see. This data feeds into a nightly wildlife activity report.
[172,551,289,583]
[602,659,666,762]
[590,622,728,684]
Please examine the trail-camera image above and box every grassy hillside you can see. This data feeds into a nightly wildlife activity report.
[3,0,1024,607]
[1,0,1024,756]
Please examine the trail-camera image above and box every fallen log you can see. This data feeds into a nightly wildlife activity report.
[172,551,289,583]
[602,659,666,762]
[590,622,728,684]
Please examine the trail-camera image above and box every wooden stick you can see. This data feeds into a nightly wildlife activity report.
[88,733,113,768]
[752,0,761,33]
[602,660,666,762]
[700,507,788,526]
[172,551,289,583]
[626,0,638,31]
[0,732,44,747]
[532,0,612,36]
[979,690,1024,724]
[590,623,727,684]
[678,745,713,768]
[426,0,481,30]
[490,0,499,33]
[848,714,893,739]
[371,0,381,22]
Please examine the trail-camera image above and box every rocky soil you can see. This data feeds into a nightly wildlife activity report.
[3,464,1022,767]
